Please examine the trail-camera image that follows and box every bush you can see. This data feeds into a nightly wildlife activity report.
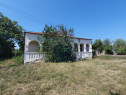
[0,54,24,66]
[13,54,24,65]
[117,49,126,55]
[104,47,113,55]
[92,50,96,57]
[53,44,72,62]
[44,44,76,62]
[13,50,23,56]
[69,53,76,62]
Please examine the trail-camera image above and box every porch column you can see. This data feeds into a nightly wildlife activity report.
[89,44,92,52]
[78,43,80,52]
[84,44,86,52]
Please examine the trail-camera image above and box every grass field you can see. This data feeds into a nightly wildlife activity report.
[0,56,126,95]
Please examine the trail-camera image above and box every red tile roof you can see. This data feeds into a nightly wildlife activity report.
[25,32,92,40]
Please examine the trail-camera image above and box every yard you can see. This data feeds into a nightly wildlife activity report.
[0,56,126,95]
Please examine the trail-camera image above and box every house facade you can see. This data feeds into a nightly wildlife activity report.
[24,32,92,64]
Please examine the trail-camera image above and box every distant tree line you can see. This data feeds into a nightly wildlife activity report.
[93,39,126,55]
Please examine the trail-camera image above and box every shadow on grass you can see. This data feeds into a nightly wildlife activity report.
[109,91,120,95]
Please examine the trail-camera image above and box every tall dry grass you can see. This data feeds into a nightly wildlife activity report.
[0,56,126,95]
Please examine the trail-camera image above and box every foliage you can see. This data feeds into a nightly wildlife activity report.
[0,54,24,65]
[92,49,96,57]
[104,46,113,55]
[114,39,126,55]
[0,39,15,59]
[103,39,111,47]
[13,49,23,56]
[41,25,75,62]
[13,54,24,65]
[115,48,126,55]
[52,44,73,62]
[93,38,126,55]
[103,39,113,55]
[0,12,25,59]
[114,39,126,49]
[93,39,104,53]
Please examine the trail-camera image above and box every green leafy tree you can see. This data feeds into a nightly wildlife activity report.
[113,39,126,55]
[103,39,113,54]
[0,12,25,59]
[41,25,75,62]
[114,39,126,49]
[103,39,111,46]
[93,39,104,54]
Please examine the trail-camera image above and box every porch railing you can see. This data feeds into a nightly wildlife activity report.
[24,52,43,59]
[75,52,92,59]
[24,52,92,63]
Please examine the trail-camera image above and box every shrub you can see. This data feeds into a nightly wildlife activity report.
[104,47,113,55]
[13,50,23,56]
[52,44,74,62]
[13,54,24,65]
[117,49,126,55]
[92,49,96,57]
[69,53,76,62]
[44,44,76,62]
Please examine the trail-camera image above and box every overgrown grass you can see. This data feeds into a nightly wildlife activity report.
[98,55,126,60]
[0,54,24,66]
[0,56,126,95]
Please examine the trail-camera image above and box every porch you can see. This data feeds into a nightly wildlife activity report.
[24,40,92,63]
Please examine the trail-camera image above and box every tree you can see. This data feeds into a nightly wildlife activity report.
[103,39,113,54]
[113,39,126,55]
[114,39,126,49]
[0,12,25,59]
[93,39,103,54]
[103,39,111,46]
[41,25,75,62]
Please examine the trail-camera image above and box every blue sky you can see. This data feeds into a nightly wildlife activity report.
[0,0,126,41]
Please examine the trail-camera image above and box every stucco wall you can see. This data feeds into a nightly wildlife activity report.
[24,33,43,52]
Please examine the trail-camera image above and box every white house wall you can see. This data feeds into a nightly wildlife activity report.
[72,38,92,52]
[24,33,43,52]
